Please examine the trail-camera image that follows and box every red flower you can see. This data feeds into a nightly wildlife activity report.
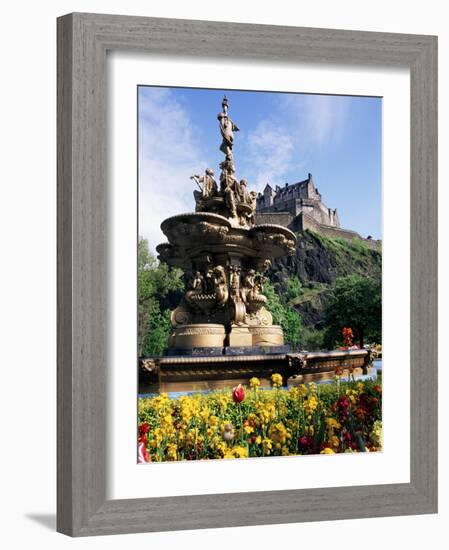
[337,395,350,409]
[138,422,150,436]
[298,435,316,454]
[232,384,245,403]
[342,327,354,347]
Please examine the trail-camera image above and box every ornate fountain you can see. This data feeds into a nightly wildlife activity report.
[156,97,296,354]
[140,97,375,393]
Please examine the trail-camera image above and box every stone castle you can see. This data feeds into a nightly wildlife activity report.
[256,173,380,249]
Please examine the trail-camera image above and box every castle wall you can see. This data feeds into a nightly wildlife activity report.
[294,213,381,250]
[256,178,379,250]
[255,212,294,227]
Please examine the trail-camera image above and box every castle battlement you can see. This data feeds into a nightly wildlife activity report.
[256,173,380,250]
[256,173,340,228]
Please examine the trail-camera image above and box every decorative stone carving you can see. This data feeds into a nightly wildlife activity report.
[217,96,239,159]
[191,169,218,211]
[213,266,228,307]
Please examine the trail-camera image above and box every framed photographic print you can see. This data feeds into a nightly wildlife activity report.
[57,13,437,536]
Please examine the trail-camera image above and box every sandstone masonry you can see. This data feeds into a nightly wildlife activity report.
[256,173,380,250]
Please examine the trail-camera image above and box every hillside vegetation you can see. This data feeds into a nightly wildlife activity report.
[268,230,382,349]
[138,230,382,355]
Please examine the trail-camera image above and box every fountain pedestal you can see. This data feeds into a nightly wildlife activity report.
[228,325,253,347]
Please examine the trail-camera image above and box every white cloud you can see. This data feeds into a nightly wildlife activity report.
[281,93,349,147]
[138,88,207,254]
[246,124,296,189]
[243,94,349,191]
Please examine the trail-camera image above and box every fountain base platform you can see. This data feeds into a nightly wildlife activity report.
[139,348,375,394]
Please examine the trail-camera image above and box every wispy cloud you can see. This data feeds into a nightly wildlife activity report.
[245,124,296,188]
[242,93,349,191]
[280,94,349,147]
[139,88,207,254]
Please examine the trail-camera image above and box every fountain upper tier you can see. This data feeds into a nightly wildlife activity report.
[156,212,296,271]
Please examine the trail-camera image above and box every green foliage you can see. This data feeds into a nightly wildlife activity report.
[324,273,381,348]
[306,230,375,262]
[299,327,325,351]
[138,237,184,356]
[264,280,302,347]
[283,277,302,304]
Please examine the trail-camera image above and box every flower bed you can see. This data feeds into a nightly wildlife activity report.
[137,375,382,462]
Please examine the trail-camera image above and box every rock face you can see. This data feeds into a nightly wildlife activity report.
[268,229,382,329]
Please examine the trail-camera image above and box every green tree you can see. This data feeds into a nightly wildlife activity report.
[324,274,381,348]
[138,237,184,356]
[264,280,302,347]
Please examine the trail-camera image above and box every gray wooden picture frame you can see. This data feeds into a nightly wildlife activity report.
[57,12,438,537]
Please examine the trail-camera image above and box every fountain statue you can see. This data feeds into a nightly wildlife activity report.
[156,97,297,353]
[139,96,375,392]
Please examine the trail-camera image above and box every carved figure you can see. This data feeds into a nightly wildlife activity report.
[191,169,217,210]
[213,266,229,306]
[217,96,240,158]
[247,190,258,225]
[241,269,255,303]
[204,267,214,293]
[229,266,241,300]
[236,179,250,204]
[185,271,205,302]
[220,164,238,218]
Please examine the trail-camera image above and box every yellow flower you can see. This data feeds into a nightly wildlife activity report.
[268,422,288,445]
[370,420,382,448]
[326,417,340,430]
[166,443,177,460]
[249,377,261,389]
[223,450,236,459]
[256,402,276,425]
[345,389,358,404]
[224,445,248,459]
[305,425,314,436]
[304,395,318,415]
[199,407,211,423]
[330,435,340,449]
[271,373,283,388]
[320,447,335,454]
[262,438,273,454]
[297,384,308,398]
[209,415,219,427]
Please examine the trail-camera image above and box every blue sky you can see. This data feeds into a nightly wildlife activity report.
[138,86,381,253]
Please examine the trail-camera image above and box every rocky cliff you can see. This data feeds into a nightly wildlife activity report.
[268,230,382,330]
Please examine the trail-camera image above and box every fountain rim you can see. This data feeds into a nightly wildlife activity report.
[160,211,232,232]
[249,223,297,241]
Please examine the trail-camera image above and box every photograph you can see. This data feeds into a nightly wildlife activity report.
[137,86,383,463]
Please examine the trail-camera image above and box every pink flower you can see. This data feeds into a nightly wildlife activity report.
[138,441,150,464]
